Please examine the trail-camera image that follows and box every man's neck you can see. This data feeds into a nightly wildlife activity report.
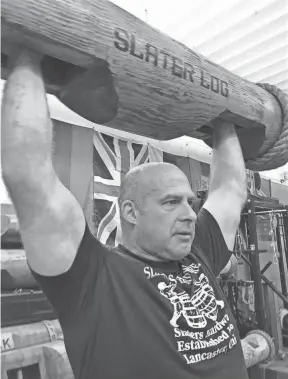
[121,238,165,263]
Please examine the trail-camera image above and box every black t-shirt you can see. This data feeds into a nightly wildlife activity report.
[32,209,248,379]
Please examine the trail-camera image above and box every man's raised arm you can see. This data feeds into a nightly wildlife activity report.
[1,48,85,276]
[203,119,248,251]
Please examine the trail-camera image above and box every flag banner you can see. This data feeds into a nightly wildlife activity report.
[1,121,269,250]
[93,131,210,246]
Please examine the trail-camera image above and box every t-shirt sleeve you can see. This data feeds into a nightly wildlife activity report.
[30,223,106,318]
[193,208,232,276]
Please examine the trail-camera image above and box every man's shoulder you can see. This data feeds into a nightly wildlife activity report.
[104,243,142,265]
[196,208,221,232]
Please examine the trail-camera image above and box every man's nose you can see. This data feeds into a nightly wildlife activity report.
[180,201,197,222]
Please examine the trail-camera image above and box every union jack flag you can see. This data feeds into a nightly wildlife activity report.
[93,131,164,246]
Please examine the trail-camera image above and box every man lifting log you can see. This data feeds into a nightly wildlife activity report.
[2,48,249,379]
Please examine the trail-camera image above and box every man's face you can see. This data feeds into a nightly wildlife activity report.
[134,168,197,261]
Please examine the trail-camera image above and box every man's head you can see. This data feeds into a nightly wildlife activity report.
[118,163,197,261]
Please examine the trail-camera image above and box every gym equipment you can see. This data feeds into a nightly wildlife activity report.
[42,341,74,379]
[1,341,74,379]
[241,329,275,368]
[1,215,11,237]
[1,344,47,379]
[1,290,56,327]
[1,250,39,290]
[1,320,62,352]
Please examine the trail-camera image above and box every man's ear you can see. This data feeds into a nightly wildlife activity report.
[121,200,139,225]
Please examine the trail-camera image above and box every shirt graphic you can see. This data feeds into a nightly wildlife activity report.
[144,261,238,365]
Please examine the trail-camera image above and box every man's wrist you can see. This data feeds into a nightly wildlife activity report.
[7,46,43,72]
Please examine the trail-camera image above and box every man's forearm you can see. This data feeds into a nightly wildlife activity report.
[1,49,53,182]
[209,119,247,200]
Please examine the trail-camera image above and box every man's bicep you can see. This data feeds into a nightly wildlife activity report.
[31,223,106,316]
[203,190,243,251]
[11,176,86,276]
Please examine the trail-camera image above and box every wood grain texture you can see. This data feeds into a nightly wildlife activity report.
[1,0,283,159]
[241,334,271,368]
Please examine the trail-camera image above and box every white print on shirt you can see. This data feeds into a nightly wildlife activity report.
[144,262,238,365]
[158,273,224,328]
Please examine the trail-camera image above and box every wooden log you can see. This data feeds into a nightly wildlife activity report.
[1,320,62,352]
[1,250,39,289]
[241,330,275,368]
[1,0,283,161]
[1,290,56,327]
[42,341,74,379]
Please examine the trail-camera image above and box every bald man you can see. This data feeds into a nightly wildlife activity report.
[2,49,248,379]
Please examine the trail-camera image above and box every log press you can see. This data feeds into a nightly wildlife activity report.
[1,0,288,168]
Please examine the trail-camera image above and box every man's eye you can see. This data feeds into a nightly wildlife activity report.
[188,200,194,207]
[166,199,178,205]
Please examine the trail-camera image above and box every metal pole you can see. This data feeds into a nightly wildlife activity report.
[276,215,288,308]
[241,253,288,307]
[283,210,288,268]
[246,198,267,331]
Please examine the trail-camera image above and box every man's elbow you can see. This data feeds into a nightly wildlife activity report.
[226,191,246,232]
[230,186,247,214]
[237,187,248,207]
[225,177,247,203]
[210,180,247,204]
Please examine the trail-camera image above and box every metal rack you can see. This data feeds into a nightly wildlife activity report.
[241,194,288,350]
